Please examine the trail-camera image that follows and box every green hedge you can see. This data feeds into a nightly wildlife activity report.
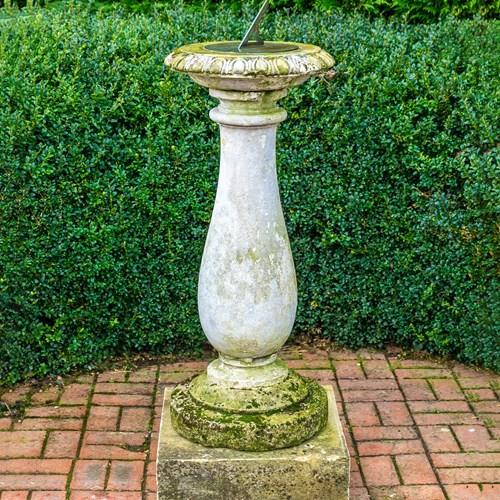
[0,7,498,384]
[2,1,499,22]
[93,0,500,22]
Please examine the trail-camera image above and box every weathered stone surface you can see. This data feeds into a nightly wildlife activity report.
[165,41,334,92]
[158,386,349,500]
[189,364,309,413]
[170,372,328,451]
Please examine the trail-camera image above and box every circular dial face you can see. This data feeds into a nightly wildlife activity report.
[204,41,299,54]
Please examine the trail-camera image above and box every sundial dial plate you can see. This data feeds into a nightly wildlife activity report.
[204,41,298,54]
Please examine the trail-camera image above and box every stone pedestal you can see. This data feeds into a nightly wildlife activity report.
[159,36,345,499]
[157,386,349,500]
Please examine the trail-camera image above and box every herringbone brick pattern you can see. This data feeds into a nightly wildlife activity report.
[0,348,498,499]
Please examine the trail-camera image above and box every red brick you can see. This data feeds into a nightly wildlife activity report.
[445,484,500,499]
[31,493,66,500]
[458,377,496,389]
[152,416,161,433]
[354,349,386,360]
[83,431,145,447]
[414,413,479,426]
[353,426,416,441]
[465,388,497,400]
[330,349,358,360]
[389,359,444,369]
[472,401,500,413]
[358,440,424,456]
[333,361,365,379]
[295,370,335,383]
[44,431,80,458]
[97,371,127,383]
[453,364,487,378]
[370,486,445,500]
[431,452,500,468]
[127,367,158,383]
[400,380,436,400]
[363,360,394,379]
[438,467,498,484]
[0,459,72,474]
[481,414,500,426]
[279,348,303,360]
[343,390,404,402]
[13,418,82,431]
[145,473,157,492]
[396,454,436,485]
[419,426,460,452]
[349,470,364,488]
[146,461,156,477]
[345,402,379,426]
[94,383,152,395]
[395,368,451,379]
[0,431,45,458]
[79,445,145,460]
[92,394,152,407]
[0,474,66,490]
[30,387,60,405]
[0,388,30,405]
[87,406,120,431]
[349,487,370,499]
[160,361,208,372]
[59,384,91,406]
[71,460,107,490]
[287,359,331,369]
[342,425,356,457]
[120,407,151,432]
[1,492,29,500]
[338,379,398,391]
[71,493,142,500]
[377,402,412,426]
[159,372,198,385]
[431,379,464,400]
[301,349,331,361]
[360,456,399,486]
[408,401,470,413]
[331,382,343,404]
[453,425,500,452]
[107,460,144,491]
[0,418,11,430]
[148,433,158,458]
[25,406,86,418]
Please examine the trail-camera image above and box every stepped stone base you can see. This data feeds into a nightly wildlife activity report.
[157,386,349,500]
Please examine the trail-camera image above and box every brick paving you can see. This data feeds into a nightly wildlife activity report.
[0,348,498,499]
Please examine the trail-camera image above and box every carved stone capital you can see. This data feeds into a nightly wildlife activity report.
[165,41,334,91]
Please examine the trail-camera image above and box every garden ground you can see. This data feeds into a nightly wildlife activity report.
[0,345,498,499]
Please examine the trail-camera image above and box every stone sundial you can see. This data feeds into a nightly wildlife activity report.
[158,3,348,498]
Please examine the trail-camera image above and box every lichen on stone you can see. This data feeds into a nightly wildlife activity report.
[170,372,328,452]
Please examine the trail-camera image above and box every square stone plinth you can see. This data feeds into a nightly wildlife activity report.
[157,385,349,500]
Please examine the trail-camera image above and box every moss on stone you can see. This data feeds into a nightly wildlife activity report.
[189,368,309,413]
[170,372,328,451]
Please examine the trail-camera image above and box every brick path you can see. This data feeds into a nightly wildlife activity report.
[0,347,498,499]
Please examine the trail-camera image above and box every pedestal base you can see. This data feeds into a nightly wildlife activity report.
[170,370,328,451]
[157,386,349,500]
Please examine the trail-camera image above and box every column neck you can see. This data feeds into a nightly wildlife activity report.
[209,88,288,127]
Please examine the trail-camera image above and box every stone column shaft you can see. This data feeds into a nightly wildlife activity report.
[199,90,297,372]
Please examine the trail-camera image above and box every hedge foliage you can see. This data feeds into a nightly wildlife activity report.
[96,0,500,21]
[0,6,499,383]
[2,1,499,22]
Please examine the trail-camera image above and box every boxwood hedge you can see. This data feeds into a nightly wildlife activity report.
[0,6,498,383]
